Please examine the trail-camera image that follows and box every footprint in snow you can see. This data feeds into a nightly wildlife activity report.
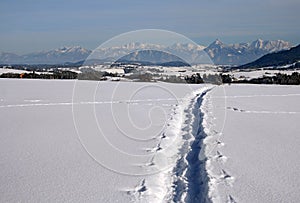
[216,140,225,146]
[221,169,235,186]
[182,125,190,132]
[144,162,155,166]
[182,133,192,140]
[212,129,219,135]
[126,179,147,199]
[227,107,246,113]
[136,179,147,193]
[215,151,227,163]
[221,169,231,179]
[146,144,162,153]
[144,156,156,167]
[227,195,237,203]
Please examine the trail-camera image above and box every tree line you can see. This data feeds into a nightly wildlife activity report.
[0,70,78,79]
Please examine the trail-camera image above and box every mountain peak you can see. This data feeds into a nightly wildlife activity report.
[206,39,225,50]
[213,39,223,45]
[251,39,264,49]
[59,45,82,50]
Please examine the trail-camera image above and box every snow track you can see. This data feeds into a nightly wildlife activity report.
[184,91,210,203]
[167,88,212,203]
[126,87,214,203]
[0,98,182,109]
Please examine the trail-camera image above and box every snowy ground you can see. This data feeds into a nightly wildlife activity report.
[229,69,300,80]
[202,84,300,202]
[0,67,54,75]
[0,78,211,202]
[0,68,31,75]
[1,79,300,202]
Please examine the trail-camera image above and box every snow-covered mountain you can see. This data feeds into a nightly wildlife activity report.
[115,50,190,66]
[91,42,167,61]
[0,52,23,64]
[0,40,292,65]
[0,46,91,65]
[90,42,206,64]
[240,44,300,68]
[205,39,291,65]
[22,46,91,64]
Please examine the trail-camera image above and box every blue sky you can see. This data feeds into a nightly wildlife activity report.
[1,0,299,53]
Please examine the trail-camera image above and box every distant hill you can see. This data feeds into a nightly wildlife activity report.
[239,44,300,68]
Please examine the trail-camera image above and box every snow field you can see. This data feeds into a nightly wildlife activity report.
[2,78,299,203]
[201,84,300,202]
[0,78,212,202]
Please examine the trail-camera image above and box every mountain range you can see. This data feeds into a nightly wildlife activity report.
[84,42,208,65]
[204,39,291,65]
[0,39,292,66]
[0,46,91,65]
[114,50,190,67]
[239,44,300,68]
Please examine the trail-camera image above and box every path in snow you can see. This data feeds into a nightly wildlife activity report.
[170,91,211,203]
[122,86,215,203]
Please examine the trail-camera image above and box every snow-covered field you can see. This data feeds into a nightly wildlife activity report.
[0,79,211,202]
[0,67,54,76]
[1,78,299,202]
[202,84,300,202]
[229,69,300,80]
[0,68,31,75]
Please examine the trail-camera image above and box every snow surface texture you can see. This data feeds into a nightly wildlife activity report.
[0,79,213,202]
[1,79,300,203]
[202,84,300,202]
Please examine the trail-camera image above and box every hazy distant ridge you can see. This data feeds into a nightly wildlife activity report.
[0,39,291,65]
